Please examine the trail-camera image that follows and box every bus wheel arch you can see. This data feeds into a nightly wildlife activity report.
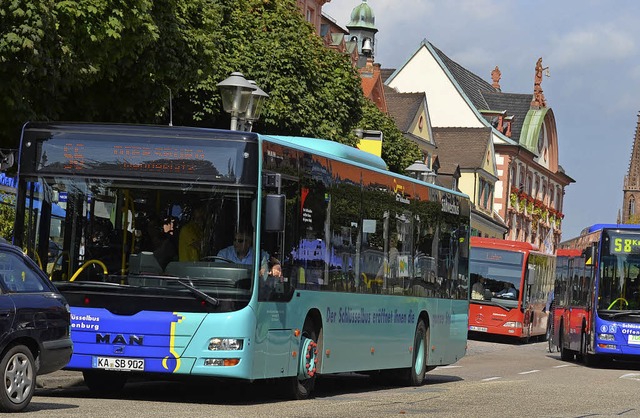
[404,314,430,385]
[558,320,574,361]
[284,310,322,400]
[581,320,600,367]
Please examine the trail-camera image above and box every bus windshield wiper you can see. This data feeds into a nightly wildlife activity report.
[175,279,220,307]
[606,310,640,318]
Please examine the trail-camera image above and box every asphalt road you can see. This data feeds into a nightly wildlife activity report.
[28,335,640,417]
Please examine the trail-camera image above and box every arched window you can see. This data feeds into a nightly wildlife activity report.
[630,196,636,217]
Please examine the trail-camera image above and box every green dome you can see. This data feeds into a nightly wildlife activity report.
[347,0,376,30]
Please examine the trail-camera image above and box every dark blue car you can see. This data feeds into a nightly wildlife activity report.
[0,242,72,412]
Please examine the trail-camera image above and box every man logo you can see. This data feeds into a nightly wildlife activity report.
[96,334,144,345]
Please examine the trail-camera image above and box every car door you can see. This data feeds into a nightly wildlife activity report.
[0,286,16,348]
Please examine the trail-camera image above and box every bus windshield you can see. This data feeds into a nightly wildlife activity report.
[18,175,260,313]
[599,230,640,312]
[470,247,523,307]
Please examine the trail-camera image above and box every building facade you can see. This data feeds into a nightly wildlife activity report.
[622,112,640,223]
[385,41,574,252]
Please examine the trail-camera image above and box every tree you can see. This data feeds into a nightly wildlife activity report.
[0,0,364,148]
[182,0,363,143]
[0,0,225,146]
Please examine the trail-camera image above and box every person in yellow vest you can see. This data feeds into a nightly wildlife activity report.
[179,207,206,261]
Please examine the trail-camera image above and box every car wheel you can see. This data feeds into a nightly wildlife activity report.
[0,345,36,412]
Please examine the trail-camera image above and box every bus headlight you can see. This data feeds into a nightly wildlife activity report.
[503,322,522,329]
[597,333,615,341]
[208,338,243,351]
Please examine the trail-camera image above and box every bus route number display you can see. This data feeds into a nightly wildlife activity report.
[611,234,640,255]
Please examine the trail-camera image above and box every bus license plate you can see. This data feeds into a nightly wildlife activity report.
[628,335,640,345]
[95,356,145,371]
[469,326,487,332]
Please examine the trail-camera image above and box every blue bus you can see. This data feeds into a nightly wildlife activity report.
[13,122,471,398]
[556,223,640,365]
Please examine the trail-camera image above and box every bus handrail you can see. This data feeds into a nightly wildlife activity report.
[70,259,109,282]
[48,250,70,281]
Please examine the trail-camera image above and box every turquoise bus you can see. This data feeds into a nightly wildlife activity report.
[13,122,471,398]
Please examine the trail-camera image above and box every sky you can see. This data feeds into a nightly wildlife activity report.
[323,0,640,241]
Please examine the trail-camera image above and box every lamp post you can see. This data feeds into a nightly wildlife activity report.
[405,160,437,184]
[217,72,256,131]
[239,80,269,132]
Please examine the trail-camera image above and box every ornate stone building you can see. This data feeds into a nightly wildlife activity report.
[385,42,574,252]
[622,113,640,222]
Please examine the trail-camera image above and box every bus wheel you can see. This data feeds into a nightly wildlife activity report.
[82,370,128,393]
[581,332,600,367]
[559,324,574,362]
[402,320,428,386]
[285,318,320,400]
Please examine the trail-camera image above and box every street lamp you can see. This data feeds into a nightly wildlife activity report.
[239,80,269,132]
[405,160,437,184]
[217,72,256,131]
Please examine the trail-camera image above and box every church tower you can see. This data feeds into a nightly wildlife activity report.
[346,0,378,68]
[622,112,640,223]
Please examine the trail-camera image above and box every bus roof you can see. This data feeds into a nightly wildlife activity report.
[470,236,540,251]
[560,224,640,250]
[21,121,257,142]
[261,134,470,199]
[556,248,582,257]
[261,134,389,171]
[581,223,640,234]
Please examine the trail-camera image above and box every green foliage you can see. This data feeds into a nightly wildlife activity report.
[0,0,364,147]
[192,0,364,141]
[358,99,423,173]
[0,201,16,241]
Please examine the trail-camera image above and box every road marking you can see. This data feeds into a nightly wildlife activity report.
[620,373,640,381]
[437,365,462,369]
[553,364,572,369]
[482,377,502,381]
[518,370,540,375]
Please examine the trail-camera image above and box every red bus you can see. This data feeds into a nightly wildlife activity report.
[468,237,555,340]
[549,248,593,358]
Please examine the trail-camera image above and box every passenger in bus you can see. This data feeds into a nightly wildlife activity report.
[496,281,517,299]
[259,258,284,300]
[471,276,486,300]
[179,207,206,261]
[153,216,179,270]
[269,258,282,278]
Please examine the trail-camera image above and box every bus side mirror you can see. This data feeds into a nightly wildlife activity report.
[264,194,285,232]
[582,246,595,266]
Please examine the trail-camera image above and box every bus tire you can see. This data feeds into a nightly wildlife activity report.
[82,370,128,393]
[581,332,600,367]
[284,317,320,400]
[559,323,574,362]
[402,320,429,386]
[0,344,35,413]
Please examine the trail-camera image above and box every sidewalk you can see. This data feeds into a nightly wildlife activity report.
[37,370,85,389]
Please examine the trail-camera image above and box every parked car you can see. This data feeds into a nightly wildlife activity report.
[0,242,72,412]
